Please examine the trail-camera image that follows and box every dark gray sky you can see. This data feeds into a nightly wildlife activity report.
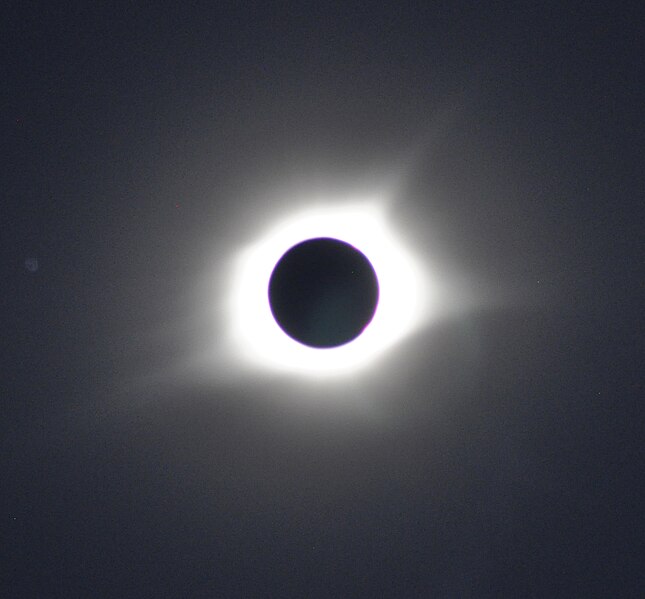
[2,2,643,597]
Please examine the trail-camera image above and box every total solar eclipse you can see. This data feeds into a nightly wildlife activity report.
[268,238,379,348]
[224,201,430,376]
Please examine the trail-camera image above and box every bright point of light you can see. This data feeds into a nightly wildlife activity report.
[224,198,435,378]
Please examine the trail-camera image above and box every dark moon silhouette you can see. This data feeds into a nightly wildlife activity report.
[268,237,379,348]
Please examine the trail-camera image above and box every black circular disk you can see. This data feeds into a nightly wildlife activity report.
[268,238,379,348]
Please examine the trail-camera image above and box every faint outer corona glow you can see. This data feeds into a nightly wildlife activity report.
[224,198,434,378]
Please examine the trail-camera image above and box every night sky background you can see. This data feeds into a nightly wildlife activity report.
[2,2,643,597]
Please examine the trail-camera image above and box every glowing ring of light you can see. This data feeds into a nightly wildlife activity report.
[226,200,433,378]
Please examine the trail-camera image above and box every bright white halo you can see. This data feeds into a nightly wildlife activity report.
[225,199,434,378]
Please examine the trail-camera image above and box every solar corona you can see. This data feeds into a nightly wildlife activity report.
[224,200,433,378]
